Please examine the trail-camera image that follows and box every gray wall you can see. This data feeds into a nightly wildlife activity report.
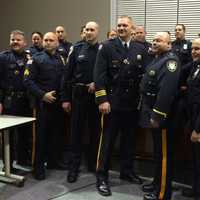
[0,0,110,50]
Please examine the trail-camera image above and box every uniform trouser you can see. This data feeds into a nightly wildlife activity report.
[70,90,100,171]
[34,102,65,172]
[96,110,138,179]
[192,142,200,197]
[153,128,173,200]
[151,128,162,186]
[172,96,188,129]
[2,96,32,167]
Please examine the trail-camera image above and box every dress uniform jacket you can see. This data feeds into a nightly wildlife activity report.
[140,51,180,127]
[187,60,200,198]
[94,37,147,111]
[140,50,180,200]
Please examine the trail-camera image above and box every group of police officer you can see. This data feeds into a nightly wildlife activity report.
[0,15,200,200]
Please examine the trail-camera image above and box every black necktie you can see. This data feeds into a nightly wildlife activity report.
[124,43,128,51]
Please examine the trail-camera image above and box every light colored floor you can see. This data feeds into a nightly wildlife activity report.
[0,161,192,200]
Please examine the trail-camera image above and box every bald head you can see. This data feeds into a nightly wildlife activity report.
[155,32,171,43]
[43,32,59,54]
[191,38,200,61]
[152,32,171,55]
[85,21,99,44]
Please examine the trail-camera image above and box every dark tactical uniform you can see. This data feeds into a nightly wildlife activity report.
[27,46,43,56]
[140,51,180,200]
[171,39,192,128]
[0,50,32,167]
[187,60,200,199]
[94,37,147,184]
[58,40,72,63]
[62,41,100,182]
[24,50,65,179]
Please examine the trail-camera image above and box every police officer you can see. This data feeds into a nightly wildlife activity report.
[140,32,180,200]
[135,26,154,67]
[171,24,193,198]
[55,26,72,62]
[172,24,192,66]
[80,25,86,41]
[61,21,100,183]
[94,15,147,196]
[135,26,151,51]
[107,28,117,40]
[0,30,32,170]
[171,24,192,128]
[185,38,200,200]
[28,31,43,55]
[24,32,65,180]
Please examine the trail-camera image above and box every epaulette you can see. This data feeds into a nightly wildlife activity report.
[0,50,11,55]
[168,51,177,59]
[74,40,85,48]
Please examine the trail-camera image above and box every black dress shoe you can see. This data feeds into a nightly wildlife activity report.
[96,179,111,196]
[33,166,45,180]
[67,170,79,183]
[34,173,45,180]
[142,182,156,193]
[120,173,143,184]
[143,193,158,200]
[46,162,69,170]
[182,187,194,197]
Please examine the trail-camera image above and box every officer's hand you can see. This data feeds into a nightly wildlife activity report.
[99,102,111,114]
[87,82,95,93]
[42,91,56,103]
[150,118,159,128]
[62,102,71,113]
[0,103,3,114]
[191,130,200,142]
[180,86,187,91]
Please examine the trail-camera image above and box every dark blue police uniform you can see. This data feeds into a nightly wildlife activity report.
[94,37,148,195]
[187,60,200,200]
[24,50,65,179]
[61,40,100,183]
[171,39,192,128]
[140,51,180,200]
[0,50,32,168]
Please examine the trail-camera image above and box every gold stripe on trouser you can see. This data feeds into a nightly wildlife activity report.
[96,113,104,170]
[159,129,167,200]
[31,108,36,165]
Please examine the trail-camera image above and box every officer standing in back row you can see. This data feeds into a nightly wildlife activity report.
[140,32,180,200]
[94,15,148,196]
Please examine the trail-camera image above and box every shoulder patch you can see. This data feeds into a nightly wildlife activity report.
[24,68,30,76]
[166,60,177,72]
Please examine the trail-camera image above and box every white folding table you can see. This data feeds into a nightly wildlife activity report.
[0,115,35,186]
